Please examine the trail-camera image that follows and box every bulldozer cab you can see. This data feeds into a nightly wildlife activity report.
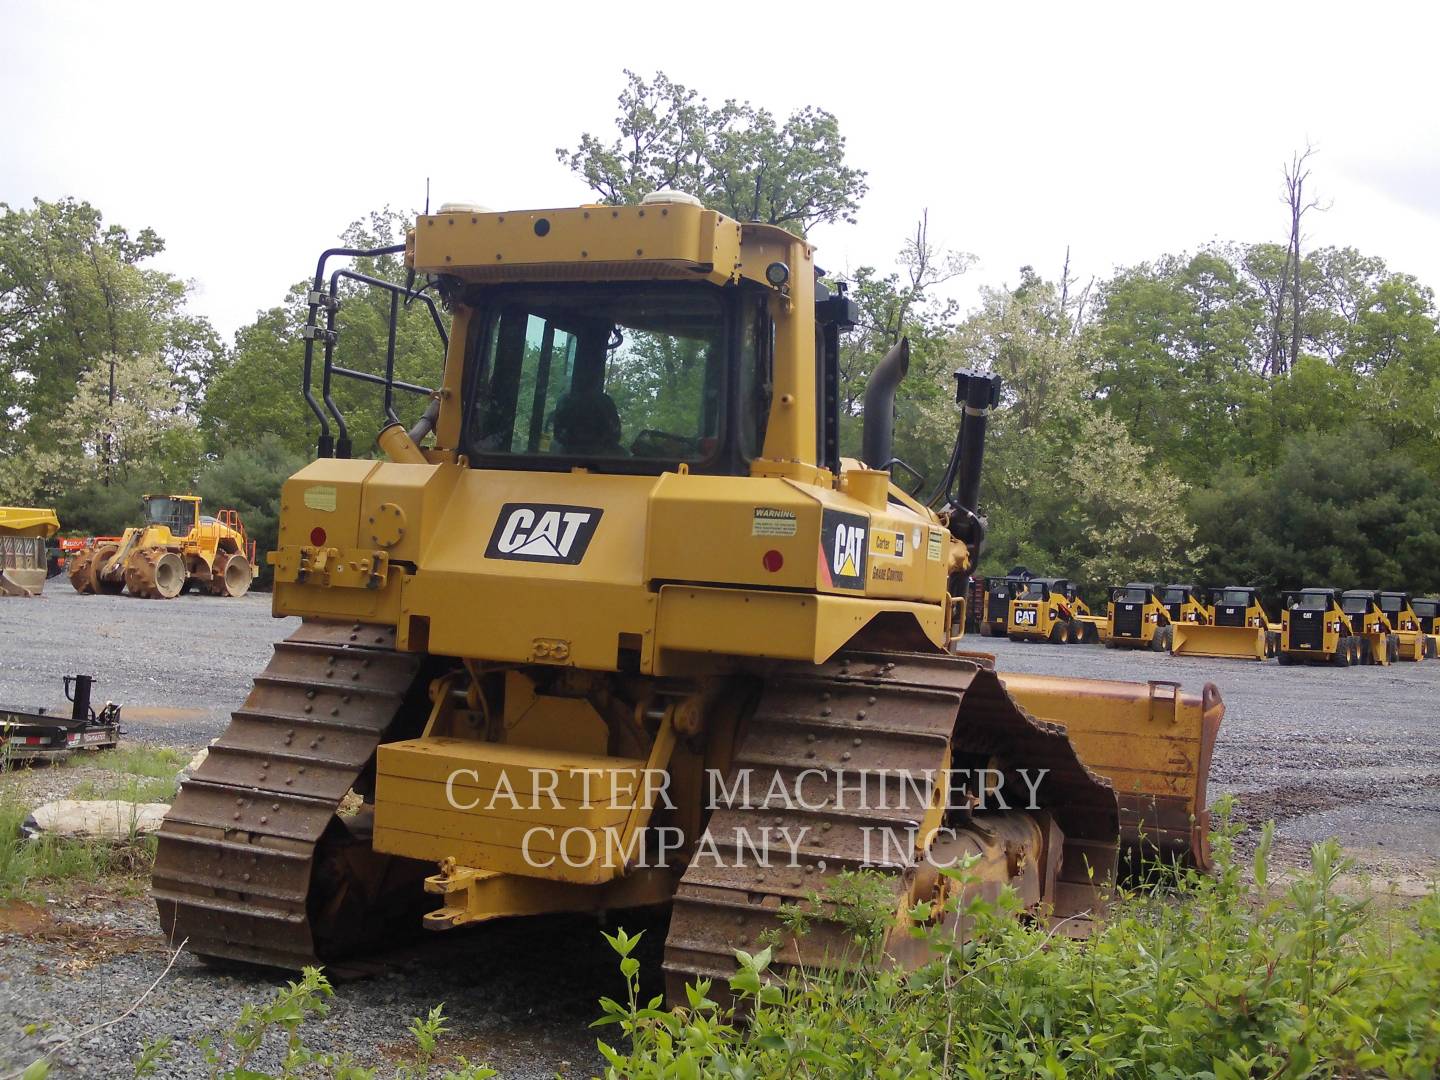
[1378,590,1416,627]
[1161,583,1210,624]
[143,495,200,538]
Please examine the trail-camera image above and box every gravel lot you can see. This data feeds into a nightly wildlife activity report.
[2,589,1438,1077]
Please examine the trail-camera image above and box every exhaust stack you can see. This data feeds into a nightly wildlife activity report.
[860,338,909,470]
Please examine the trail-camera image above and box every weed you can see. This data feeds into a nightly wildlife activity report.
[595,807,1440,1078]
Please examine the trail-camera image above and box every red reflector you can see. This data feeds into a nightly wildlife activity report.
[762,549,784,572]
[310,526,327,546]
[25,737,44,745]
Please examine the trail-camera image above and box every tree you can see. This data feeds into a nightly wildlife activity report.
[1091,251,1267,481]
[558,70,868,234]
[0,197,221,462]
[930,277,1198,597]
[0,351,198,504]
[202,209,448,459]
[196,436,309,584]
[1193,431,1440,600]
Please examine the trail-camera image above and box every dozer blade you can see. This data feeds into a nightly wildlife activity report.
[1170,622,1268,660]
[995,671,1222,870]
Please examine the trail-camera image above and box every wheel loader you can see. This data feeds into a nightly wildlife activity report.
[0,507,59,597]
[1171,586,1278,661]
[68,495,256,599]
[1340,590,1399,665]
[1104,582,1172,650]
[153,194,1223,998]
[1378,591,1433,660]
[1278,588,1361,666]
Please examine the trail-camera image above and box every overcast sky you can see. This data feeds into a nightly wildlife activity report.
[3,0,1437,339]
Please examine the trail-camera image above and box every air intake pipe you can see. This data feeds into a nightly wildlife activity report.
[938,369,1004,559]
[861,338,909,470]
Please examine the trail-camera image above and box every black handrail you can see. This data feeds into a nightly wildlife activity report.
[299,245,449,458]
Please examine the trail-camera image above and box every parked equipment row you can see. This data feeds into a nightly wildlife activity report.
[974,569,1439,666]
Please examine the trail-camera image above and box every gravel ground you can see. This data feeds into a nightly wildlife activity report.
[2,591,1438,1076]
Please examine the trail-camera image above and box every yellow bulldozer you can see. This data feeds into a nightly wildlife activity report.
[1171,586,1279,661]
[68,495,256,600]
[153,194,1223,997]
[0,507,60,597]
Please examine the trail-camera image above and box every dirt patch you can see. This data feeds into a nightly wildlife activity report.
[0,900,48,934]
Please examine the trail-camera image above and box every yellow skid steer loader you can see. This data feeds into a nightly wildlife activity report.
[1171,586,1278,661]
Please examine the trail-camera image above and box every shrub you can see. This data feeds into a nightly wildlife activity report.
[596,810,1440,1078]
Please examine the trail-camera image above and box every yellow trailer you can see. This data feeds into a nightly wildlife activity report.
[0,507,60,597]
[1170,586,1278,661]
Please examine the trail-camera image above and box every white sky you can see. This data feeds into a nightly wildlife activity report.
[3,0,1438,339]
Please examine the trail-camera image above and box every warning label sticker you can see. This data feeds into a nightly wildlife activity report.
[752,507,798,537]
[927,530,944,562]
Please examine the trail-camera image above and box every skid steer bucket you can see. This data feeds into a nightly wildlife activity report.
[997,672,1223,870]
[1171,622,1267,661]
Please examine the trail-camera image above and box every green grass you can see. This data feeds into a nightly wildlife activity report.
[0,787,154,901]
[69,744,187,779]
[0,744,183,901]
[69,772,177,803]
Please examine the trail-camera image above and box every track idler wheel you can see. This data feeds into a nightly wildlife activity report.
[211,551,253,597]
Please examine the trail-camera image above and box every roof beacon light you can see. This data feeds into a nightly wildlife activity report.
[640,189,703,207]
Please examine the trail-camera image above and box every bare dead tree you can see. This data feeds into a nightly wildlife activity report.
[1268,146,1324,376]
[1056,246,1093,339]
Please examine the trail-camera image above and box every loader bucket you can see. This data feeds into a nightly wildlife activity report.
[997,672,1223,871]
[1170,622,1267,661]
